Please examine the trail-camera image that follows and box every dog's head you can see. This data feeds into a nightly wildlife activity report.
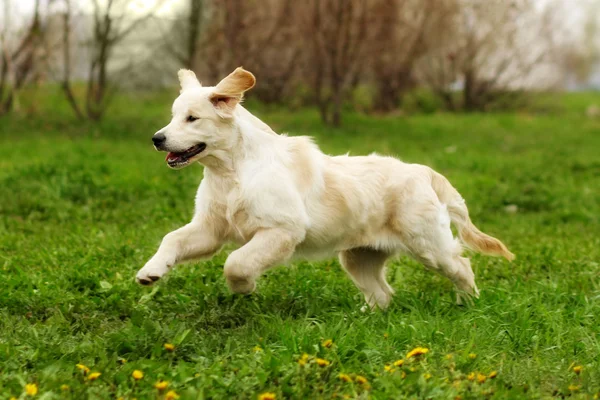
[152,67,256,169]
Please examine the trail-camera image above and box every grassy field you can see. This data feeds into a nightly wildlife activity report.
[0,88,599,399]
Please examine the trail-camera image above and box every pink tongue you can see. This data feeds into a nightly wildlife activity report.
[166,152,176,161]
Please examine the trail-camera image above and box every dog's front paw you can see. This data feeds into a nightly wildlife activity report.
[136,261,168,286]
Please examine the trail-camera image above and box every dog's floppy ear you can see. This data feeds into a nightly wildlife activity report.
[178,69,201,92]
[210,67,256,118]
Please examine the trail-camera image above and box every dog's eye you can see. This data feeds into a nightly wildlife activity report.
[186,115,199,122]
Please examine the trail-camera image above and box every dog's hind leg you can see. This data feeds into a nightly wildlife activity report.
[339,248,393,310]
[398,198,479,305]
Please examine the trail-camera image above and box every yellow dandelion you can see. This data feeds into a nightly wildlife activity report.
[573,365,583,375]
[60,384,69,391]
[164,343,175,352]
[155,381,169,391]
[568,385,580,392]
[253,346,263,352]
[25,383,38,396]
[488,371,498,379]
[315,358,330,367]
[468,353,477,360]
[406,347,429,359]
[165,390,180,400]
[88,372,101,381]
[10,397,17,400]
[467,372,475,381]
[477,373,487,384]
[338,373,352,382]
[384,365,396,373]
[322,339,333,348]
[393,359,404,367]
[423,373,432,380]
[445,354,453,360]
[298,353,309,366]
[76,363,90,374]
[258,392,276,400]
[355,375,368,385]
[132,370,144,380]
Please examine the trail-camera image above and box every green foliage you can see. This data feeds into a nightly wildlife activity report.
[0,90,599,399]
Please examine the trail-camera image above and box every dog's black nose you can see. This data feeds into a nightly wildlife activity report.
[152,132,166,147]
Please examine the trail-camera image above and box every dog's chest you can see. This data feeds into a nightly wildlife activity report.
[201,178,256,243]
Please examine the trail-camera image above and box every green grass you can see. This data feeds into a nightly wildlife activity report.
[0,88,599,399]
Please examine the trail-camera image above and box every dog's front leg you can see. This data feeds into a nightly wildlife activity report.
[136,220,222,285]
[224,228,301,294]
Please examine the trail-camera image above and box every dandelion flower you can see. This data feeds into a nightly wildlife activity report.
[132,370,144,380]
[10,397,17,400]
[258,392,276,400]
[76,364,90,374]
[568,385,580,392]
[573,365,583,375]
[88,372,101,381]
[322,339,333,348]
[488,371,498,379]
[155,381,169,391]
[393,359,404,367]
[60,384,69,391]
[468,353,477,360]
[25,384,38,396]
[165,390,180,400]
[445,354,453,360]
[406,347,429,359]
[355,375,368,385]
[477,373,487,384]
[298,353,309,366]
[384,365,395,373]
[253,346,263,353]
[339,373,352,382]
[164,343,175,352]
[316,358,330,367]
[423,373,432,380]
[467,372,475,381]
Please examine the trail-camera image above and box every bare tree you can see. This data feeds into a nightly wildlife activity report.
[0,0,47,116]
[194,0,299,103]
[60,0,162,120]
[418,0,562,111]
[370,0,459,112]
[302,0,374,126]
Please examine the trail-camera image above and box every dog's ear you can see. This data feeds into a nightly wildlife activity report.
[178,69,201,92]
[210,67,256,118]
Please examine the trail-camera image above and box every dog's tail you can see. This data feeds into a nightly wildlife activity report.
[430,170,515,261]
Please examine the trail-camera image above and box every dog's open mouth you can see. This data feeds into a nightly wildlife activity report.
[165,143,206,168]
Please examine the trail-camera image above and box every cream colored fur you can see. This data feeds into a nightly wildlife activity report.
[136,67,514,309]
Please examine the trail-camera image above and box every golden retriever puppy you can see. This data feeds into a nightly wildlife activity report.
[136,67,514,309]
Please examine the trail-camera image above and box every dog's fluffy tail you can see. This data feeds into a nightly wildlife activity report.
[430,170,515,261]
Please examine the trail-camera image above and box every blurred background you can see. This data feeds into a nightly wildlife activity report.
[0,0,599,126]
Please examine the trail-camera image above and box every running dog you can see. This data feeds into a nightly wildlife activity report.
[136,67,514,309]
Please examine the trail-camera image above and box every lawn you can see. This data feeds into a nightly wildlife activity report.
[0,88,599,399]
